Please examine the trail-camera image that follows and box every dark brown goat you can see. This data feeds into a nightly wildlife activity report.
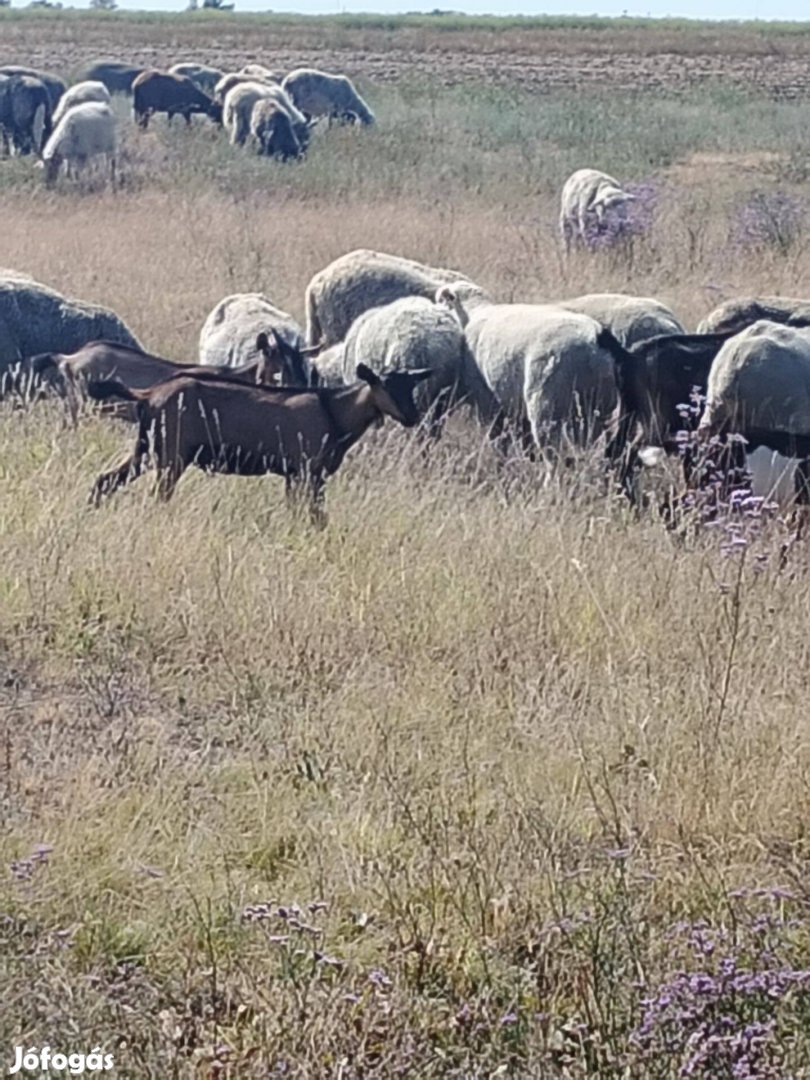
[132,71,222,129]
[88,359,431,524]
[14,334,297,421]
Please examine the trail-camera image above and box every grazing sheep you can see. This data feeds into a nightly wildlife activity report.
[305,249,483,348]
[0,271,138,396]
[223,81,307,148]
[282,68,375,126]
[697,321,810,501]
[250,98,303,160]
[214,70,277,104]
[80,61,144,95]
[168,63,224,96]
[699,321,810,447]
[309,343,346,388]
[0,66,66,111]
[0,74,52,156]
[325,295,467,437]
[697,295,810,335]
[52,81,111,127]
[89,348,431,523]
[440,285,620,452]
[132,71,221,129]
[559,293,685,347]
[559,168,637,253]
[199,293,308,380]
[41,102,117,188]
[239,64,280,82]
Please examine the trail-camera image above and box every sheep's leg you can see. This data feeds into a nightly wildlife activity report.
[109,154,117,193]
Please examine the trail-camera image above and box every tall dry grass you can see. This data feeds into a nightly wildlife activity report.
[1,61,810,1080]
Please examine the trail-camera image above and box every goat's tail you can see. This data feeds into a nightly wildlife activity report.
[31,353,57,377]
[86,378,139,403]
[595,326,635,372]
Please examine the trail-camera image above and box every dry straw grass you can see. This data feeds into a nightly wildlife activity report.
[1,26,810,1079]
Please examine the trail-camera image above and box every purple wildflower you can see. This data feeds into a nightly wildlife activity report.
[731,191,806,256]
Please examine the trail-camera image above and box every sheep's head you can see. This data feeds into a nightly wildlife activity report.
[42,154,61,188]
[594,187,636,224]
[435,284,469,328]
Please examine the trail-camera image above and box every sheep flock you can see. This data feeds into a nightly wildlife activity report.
[0,59,375,184]
[1,52,810,520]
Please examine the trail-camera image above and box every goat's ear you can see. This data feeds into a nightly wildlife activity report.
[356,363,380,386]
[408,367,432,384]
[256,331,270,353]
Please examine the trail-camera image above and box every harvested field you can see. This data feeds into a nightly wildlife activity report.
[5,12,810,96]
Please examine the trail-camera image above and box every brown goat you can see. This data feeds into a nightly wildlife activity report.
[88,360,431,524]
[16,334,295,422]
[132,71,222,129]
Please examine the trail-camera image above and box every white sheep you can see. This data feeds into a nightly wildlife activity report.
[304,249,483,348]
[281,68,375,126]
[223,81,307,148]
[697,295,810,335]
[250,99,303,160]
[199,293,305,370]
[559,168,636,253]
[214,70,277,105]
[559,293,685,347]
[168,63,224,97]
[41,101,117,188]
[52,80,111,127]
[700,321,810,443]
[326,295,466,438]
[438,284,619,453]
[697,320,810,504]
[239,64,280,82]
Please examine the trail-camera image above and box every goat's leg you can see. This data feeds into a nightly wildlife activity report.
[91,453,143,506]
[308,473,327,529]
[285,473,307,516]
[154,459,185,502]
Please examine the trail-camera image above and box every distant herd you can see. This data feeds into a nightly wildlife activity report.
[0,56,376,185]
[2,245,810,524]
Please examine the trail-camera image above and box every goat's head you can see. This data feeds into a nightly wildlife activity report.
[268,327,313,385]
[254,332,284,384]
[356,363,432,428]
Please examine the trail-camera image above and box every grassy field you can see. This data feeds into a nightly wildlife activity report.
[2,14,810,1079]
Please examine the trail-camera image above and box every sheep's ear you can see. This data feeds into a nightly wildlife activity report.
[356,363,380,386]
